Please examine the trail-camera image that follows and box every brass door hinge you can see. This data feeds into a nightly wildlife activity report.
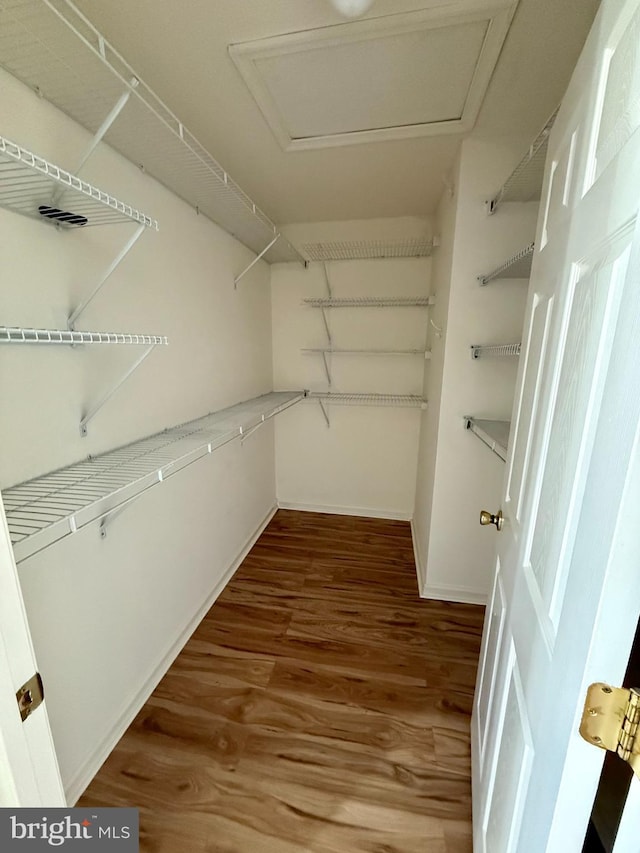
[16,672,44,722]
[579,682,640,779]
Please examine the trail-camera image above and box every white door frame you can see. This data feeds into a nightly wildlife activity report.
[0,499,65,806]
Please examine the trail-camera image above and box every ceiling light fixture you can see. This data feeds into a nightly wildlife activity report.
[327,0,376,18]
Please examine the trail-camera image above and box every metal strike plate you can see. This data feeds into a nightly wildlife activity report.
[16,672,44,722]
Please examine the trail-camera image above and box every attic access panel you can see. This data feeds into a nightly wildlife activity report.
[230,0,518,151]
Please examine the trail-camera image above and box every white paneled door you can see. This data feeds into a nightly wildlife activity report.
[0,499,65,805]
[472,0,640,850]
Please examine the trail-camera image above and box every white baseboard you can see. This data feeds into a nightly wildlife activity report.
[410,520,487,606]
[419,582,488,606]
[410,518,425,591]
[277,500,411,521]
[65,503,278,805]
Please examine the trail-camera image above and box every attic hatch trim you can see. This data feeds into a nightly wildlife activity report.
[229,0,519,151]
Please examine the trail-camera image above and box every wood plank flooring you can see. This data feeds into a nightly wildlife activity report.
[79,510,485,853]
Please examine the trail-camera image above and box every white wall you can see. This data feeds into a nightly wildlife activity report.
[272,218,432,519]
[413,138,538,602]
[412,155,460,588]
[0,69,277,802]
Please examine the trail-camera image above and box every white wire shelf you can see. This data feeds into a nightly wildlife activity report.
[307,392,427,408]
[302,347,430,357]
[0,0,302,264]
[302,239,435,261]
[2,391,304,563]
[488,108,559,214]
[465,417,510,462]
[0,326,167,345]
[478,243,535,286]
[0,134,157,229]
[304,296,432,308]
[471,343,521,359]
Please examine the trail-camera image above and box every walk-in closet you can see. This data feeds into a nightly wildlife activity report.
[3,1,638,851]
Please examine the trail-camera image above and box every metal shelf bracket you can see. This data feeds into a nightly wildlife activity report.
[80,342,162,436]
[75,78,139,176]
[318,399,330,428]
[68,223,147,329]
[234,233,280,287]
[239,416,266,444]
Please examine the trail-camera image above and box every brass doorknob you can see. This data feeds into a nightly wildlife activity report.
[480,509,504,531]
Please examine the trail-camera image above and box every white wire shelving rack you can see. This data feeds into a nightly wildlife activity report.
[306,391,427,427]
[0,134,157,229]
[478,242,535,286]
[302,347,430,386]
[0,327,166,346]
[3,391,303,563]
[488,108,559,214]
[301,239,435,262]
[0,0,304,272]
[464,417,510,462]
[303,347,430,356]
[0,326,169,435]
[471,343,521,359]
[304,296,432,308]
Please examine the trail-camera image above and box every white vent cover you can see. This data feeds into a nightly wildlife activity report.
[229,1,518,151]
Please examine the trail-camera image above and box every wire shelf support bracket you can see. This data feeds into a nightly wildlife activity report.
[234,233,281,287]
[478,242,535,286]
[79,340,166,436]
[71,77,139,179]
[464,417,511,462]
[470,343,522,359]
[68,222,147,328]
[4,391,304,562]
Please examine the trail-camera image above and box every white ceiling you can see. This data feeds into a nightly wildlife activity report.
[72,0,599,225]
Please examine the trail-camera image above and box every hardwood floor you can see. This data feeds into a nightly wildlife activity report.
[79,510,485,852]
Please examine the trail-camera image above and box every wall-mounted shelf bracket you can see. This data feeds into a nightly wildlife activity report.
[52,76,140,211]
[239,415,266,444]
[99,475,160,539]
[76,78,139,176]
[318,399,330,428]
[464,416,510,462]
[68,223,147,328]
[322,262,332,298]
[80,338,167,436]
[320,308,332,346]
[234,233,280,287]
